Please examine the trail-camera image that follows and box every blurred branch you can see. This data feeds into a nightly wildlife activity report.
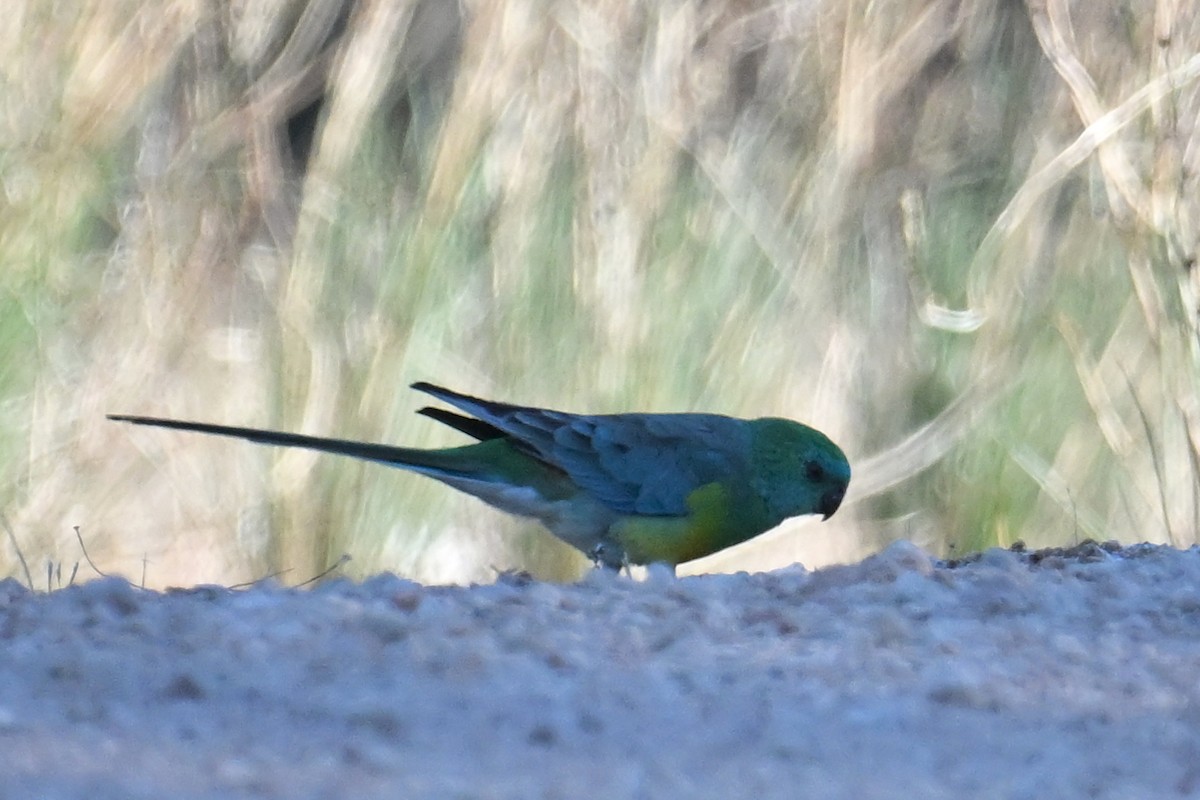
[1008,445,1107,541]
[848,382,1002,501]
[1029,0,1149,225]
[1055,313,1134,457]
[969,47,1200,282]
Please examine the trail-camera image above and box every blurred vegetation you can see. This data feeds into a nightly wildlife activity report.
[0,0,1197,586]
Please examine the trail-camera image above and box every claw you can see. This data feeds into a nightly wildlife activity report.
[588,542,625,572]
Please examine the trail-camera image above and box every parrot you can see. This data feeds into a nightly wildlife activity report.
[109,382,850,570]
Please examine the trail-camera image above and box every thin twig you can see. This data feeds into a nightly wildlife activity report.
[1124,374,1176,547]
[1,514,34,590]
[74,526,110,578]
[295,553,351,588]
[226,553,351,590]
[227,569,293,590]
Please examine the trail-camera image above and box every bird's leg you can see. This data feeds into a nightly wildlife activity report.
[587,543,607,570]
[588,542,624,573]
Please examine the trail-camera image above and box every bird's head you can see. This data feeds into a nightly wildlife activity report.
[748,417,851,524]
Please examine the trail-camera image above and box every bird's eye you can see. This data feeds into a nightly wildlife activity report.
[804,460,824,481]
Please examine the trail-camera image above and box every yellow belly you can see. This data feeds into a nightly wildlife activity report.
[610,482,738,565]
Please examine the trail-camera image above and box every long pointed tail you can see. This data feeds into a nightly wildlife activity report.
[108,414,436,469]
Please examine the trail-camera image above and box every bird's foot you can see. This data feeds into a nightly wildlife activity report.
[587,542,626,573]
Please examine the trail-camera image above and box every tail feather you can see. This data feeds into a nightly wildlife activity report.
[410,382,527,427]
[107,414,457,474]
[416,407,505,441]
[108,410,576,511]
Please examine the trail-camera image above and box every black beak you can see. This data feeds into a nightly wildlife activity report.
[819,487,845,520]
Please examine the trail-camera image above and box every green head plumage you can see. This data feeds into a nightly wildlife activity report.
[747,417,850,524]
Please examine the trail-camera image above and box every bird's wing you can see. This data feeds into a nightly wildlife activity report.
[525,412,753,515]
[412,383,750,515]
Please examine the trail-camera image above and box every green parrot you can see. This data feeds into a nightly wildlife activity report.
[109,382,850,569]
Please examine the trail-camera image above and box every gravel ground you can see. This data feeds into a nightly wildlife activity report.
[1,540,1199,799]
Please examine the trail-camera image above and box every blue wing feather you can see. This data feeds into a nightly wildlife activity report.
[411,383,751,515]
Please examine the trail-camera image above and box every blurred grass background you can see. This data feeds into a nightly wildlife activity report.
[1,0,1198,586]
